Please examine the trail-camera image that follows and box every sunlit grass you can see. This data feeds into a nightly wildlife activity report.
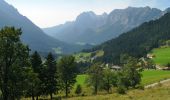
[151,47,170,66]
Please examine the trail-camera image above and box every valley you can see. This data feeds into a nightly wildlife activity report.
[1,0,170,100]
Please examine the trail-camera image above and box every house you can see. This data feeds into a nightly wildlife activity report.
[110,65,121,71]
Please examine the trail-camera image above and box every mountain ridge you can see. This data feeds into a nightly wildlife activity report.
[43,6,168,44]
[0,0,91,54]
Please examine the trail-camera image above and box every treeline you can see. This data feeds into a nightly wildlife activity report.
[85,55,155,95]
[0,27,78,100]
[83,13,170,64]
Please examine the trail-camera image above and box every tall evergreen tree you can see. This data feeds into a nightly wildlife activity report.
[30,51,43,100]
[44,52,58,100]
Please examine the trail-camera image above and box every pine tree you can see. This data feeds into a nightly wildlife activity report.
[44,52,58,100]
[30,51,43,100]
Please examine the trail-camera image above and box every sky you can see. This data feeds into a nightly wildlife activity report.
[4,0,170,28]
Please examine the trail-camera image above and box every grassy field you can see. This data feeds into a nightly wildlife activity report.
[74,50,104,62]
[141,70,170,85]
[75,70,170,86]
[151,47,170,66]
[75,75,88,86]
[64,79,170,100]
[23,70,170,100]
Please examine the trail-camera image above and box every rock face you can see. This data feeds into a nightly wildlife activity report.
[0,0,78,54]
[44,6,167,44]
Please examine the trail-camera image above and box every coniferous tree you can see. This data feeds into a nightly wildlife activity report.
[30,51,43,100]
[44,52,58,100]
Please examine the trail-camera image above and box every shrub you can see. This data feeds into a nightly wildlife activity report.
[136,84,144,90]
[75,84,82,95]
[117,85,126,94]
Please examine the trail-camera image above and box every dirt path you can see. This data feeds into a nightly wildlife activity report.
[144,78,170,88]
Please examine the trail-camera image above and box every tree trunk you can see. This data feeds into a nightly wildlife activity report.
[32,95,35,100]
[95,83,97,95]
[3,65,9,100]
[50,93,53,100]
[31,92,35,100]
[3,78,8,100]
[36,96,38,100]
[107,79,110,93]
[66,85,68,97]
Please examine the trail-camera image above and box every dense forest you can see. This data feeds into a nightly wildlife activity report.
[84,12,170,64]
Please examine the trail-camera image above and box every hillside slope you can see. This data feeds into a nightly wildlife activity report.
[85,13,170,64]
[0,0,86,54]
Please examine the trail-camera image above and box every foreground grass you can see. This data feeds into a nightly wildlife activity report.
[23,70,170,99]
[151,47,170,66]
[65,81,170,100]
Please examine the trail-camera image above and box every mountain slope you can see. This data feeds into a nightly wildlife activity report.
[44,7,164,44]
[85,12,170,64]
[0,0,82,54]
[43,11,107,44]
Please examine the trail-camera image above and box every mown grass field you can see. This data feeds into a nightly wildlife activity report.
[151,47,170,66]
[65,79,170,100]
[141,70,170,85]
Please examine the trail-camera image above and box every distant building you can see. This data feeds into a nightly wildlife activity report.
[147,54,155,59]
[110,65,121,71]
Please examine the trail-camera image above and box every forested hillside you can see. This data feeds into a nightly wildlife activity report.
[85,13,170,64]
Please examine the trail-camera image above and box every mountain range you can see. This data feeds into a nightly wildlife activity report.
[44,7,170,44]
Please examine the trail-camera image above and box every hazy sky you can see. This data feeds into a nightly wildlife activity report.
[4,0,170,28]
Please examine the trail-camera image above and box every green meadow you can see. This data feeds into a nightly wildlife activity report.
[75,70,170,87]
[151,47,170,66]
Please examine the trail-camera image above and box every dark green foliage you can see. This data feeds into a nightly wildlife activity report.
[43,52,58,99]
[117,85,126,94]
[75,84,82,95]
[101,68,117,93]
[166,63,170,67]
[58,56,78,97]
[31,51,42,74]
[76,61,92,74]
[117,57,142,90]
[30,51,43,99]
[0,27,30,100]
[87,63,103,95]
[87,13,170,64]
[24,68,40,100]
[143,58,156,69]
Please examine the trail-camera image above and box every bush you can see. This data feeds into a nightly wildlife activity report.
[75,84,82,95]
[136,84,144,90]
[117,85,126,94]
